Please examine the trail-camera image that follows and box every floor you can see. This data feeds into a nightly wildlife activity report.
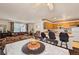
[69,41,79,55]
[69,47,79,55]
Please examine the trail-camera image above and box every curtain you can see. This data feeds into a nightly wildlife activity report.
[10,22,14,32]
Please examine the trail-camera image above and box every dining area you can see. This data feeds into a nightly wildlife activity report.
[0,29,73,55]
[0,3,79,55]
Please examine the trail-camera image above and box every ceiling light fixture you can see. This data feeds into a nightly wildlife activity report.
[47,3,54,10]
[34,3,54,10]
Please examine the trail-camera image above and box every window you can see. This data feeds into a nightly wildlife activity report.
[14,23,26,32]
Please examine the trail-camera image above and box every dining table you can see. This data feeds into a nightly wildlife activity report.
[4,39,70,55]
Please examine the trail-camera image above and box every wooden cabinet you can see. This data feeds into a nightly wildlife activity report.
[44,22,58,29]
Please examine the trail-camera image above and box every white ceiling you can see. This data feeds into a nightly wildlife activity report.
[0,3,79,23]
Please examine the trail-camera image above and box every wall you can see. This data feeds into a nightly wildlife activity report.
[34,20,44,32]
[28,23,35,33]
[0,20,44,33]
[0,20,10,32]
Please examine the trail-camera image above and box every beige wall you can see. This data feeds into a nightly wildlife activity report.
[34,20,44,32]
[0,20,10,32]
[28,23,34,33]
[27,20,44,33]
